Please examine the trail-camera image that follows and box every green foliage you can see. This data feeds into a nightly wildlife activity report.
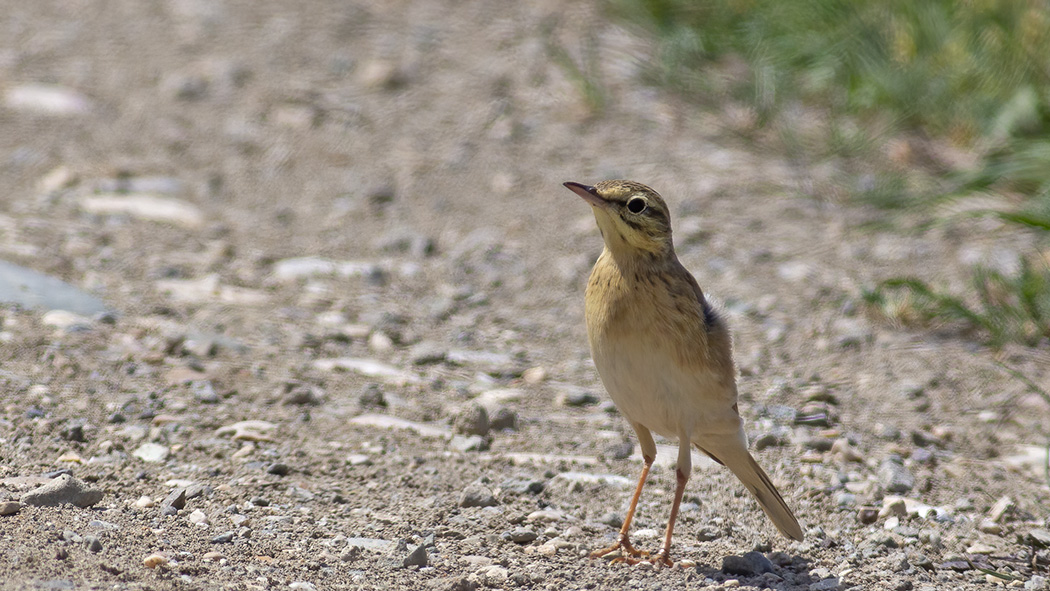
[615,0,1050,347]
[863,257,1050,348]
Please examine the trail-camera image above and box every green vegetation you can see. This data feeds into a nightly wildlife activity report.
[611,0,1050,347]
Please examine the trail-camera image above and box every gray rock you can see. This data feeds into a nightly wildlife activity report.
[498,478,544,495]
[722,551,774,576]
[810,578,841,591]
[1026,575,1048,590]
[281,382,325,405]
[1028,529,1050,548]
[504,527,537,544]
[161,487,187,516]
[878,457,915,494]
[210,531,235,543]
[459,485,498,508]
[488,408,518,431]
[402,543,429,568]
[267,463,290,476]
[0,260,109,315]
[0,501,21,515]
[20,474,104,508]
[191,380,220,404]
[453,404,489,436]
[84,535,103,553]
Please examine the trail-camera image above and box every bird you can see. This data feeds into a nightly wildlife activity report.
[563,179,803,567]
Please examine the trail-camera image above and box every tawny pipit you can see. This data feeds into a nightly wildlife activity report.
[564,180,803,566]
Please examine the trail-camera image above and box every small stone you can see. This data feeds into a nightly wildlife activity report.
[409,342,447,365]
[188,509,209,525]
[80,194,204,228]
[0,501,21,515]
[498,478,544,495]
[978,519,1002,535]
[988,496,1014,523]
[210,531,235,544]
[20,474,104,508]
[522,367,546,384]
[878,458,915,494]
[1027,529,1050,548]
[450,435,489,452]
[810,578,841,591]
[1026,575,1048,590]
[84,535,103,553]
[488,408,518,431]
[203,551,224,562]
[858,507,879,524]
[133,442,170,463]
[880,497,907,518]
[215,420,277,442]
[143,553,168,569]
[452,404,489,436]
[402,543,429,568]
[5,84,92,116]
[289,583,317,591]
[504,527,537,544]
[191,380,220,404]
[282,382,324,405]
[55,548,69,560]
[555,388,599,407]
[160,487,187,516]
[267,463,291,476]
[459,485,498,508]
[722,551,775,576]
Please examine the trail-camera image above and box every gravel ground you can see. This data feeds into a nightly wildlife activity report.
[1,1,1049,590]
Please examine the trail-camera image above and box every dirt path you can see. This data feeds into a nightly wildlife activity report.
[1,1,1048,589]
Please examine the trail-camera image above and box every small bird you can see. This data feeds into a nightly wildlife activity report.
[564,179,803,566]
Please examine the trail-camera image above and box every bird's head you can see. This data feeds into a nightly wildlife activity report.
[564,180,673,257]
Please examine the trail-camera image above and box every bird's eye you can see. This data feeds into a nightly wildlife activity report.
[626,198,647,214]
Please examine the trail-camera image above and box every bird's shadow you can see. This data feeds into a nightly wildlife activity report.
[693,553,817,590]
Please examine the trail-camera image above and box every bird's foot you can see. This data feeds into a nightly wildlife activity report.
[648,550,673,568]
[589,537,649,564]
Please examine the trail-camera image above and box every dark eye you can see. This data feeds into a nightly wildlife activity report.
[626,198,647,214]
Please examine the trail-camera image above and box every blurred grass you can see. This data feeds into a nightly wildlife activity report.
[610,0,1050,347]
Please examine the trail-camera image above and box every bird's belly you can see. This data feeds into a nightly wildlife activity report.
[592,337,732,440]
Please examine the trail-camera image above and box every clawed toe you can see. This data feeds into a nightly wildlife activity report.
[589,538,649,563]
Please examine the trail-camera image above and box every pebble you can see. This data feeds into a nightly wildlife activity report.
[722,551,774,576]
[810,578,841,591]
[42,310,93,332]
[488,408,518,431]
[498,478,544,495]
[449,435,489,452]
[988,496,1014,523]
[504,527,538,544]
[445,350,519,375]
[271,257,385,282]
[267,463,291,476]
[1027,575,1048,590]
[4,84,92,116]
[409,342,447,365]
[289,583,317,591]
[402,543,429,568]
[160,487,187,516]
[313,358,418,385]
[133,443,170,463]
[878,457,915,494]
[459,485,498,508]
[522,367,547,383]
[156,274,269,306]
[188,509,209,525]
[1027,529,1050,548]
[0,501,21,515]
[553,471,632,492]
[210,531,235,544]
[143,553,169,569]
[349,414,451,439]
[473,565,509,586]
[20,474,104,508]
[0,260,109,316]
[857,507,879,524]
[880,497,907,518]
[203,551,224,561]
[281,382,324,405]
[216,420,277,442]
[452,404,489,436]
[80,194,204,228]
[84,535,103,553]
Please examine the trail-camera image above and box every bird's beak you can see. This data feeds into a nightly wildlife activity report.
[563,182,607,209]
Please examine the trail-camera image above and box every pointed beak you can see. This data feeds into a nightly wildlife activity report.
[563,181,607,209]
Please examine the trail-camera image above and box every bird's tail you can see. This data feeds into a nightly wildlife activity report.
[695,434,804,541]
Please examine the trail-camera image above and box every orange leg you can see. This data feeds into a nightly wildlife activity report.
[590,454,654,563]
[650,467,688,567]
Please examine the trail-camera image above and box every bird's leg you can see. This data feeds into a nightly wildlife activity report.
[589,454,654,563]
[650,466,688,567]
[650,436,692,567]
